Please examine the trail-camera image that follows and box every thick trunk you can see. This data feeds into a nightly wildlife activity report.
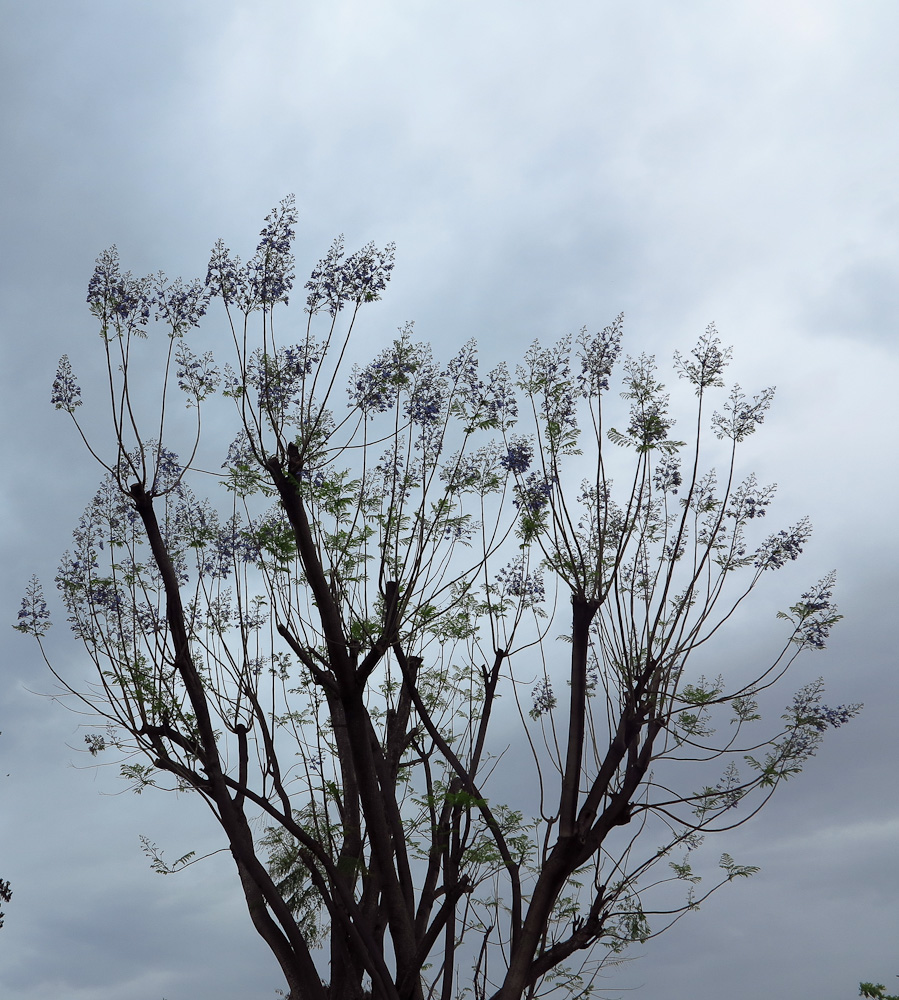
[131,483,327,1000]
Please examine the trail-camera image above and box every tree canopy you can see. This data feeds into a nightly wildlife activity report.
[16,196,859,1000]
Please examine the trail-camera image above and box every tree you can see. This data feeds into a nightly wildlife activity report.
[860,983,899,1000]
[16,196,859,1000]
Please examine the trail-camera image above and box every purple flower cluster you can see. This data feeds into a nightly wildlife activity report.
[51,355,83,413]
[494,556,546,607]
[87,247,152,337]
[350,343,415,414]
[753,517,812,570]
[786,573,843,649]
[653,455,682,494]
[224,431,253,468]
[788,681,861,737]
[204,196,298,311]
[248,195,298,305]
[154,275,211,336]
[175,343,220,403]
[725,475,775,521]
[205,240,249,308]
[14,576,51,636]
[368,446,412,503]
[674,325,732,392]
[56,486,111,639]
[151,446,184,496]
[204,196,299,312]
[576,313,624,397]
[500,437,533,475]
[712,385,776,442]
[135,601,166,636]
[88,581,124,615]
[513,471,557,516]
[305,236,396,316]
[209,517,262,576]
[404,362,446,428]
[349,331,444,430]
[482,364,518,427]
[445,339,481,408]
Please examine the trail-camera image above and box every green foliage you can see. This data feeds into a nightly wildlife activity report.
[860,983,899,1000]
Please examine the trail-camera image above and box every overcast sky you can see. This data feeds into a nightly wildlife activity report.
[1,2,897,998]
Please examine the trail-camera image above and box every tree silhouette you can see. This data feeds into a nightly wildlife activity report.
[17,197,859,1000]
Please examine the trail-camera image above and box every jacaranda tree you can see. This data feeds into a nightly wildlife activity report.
[16,196,859,1000]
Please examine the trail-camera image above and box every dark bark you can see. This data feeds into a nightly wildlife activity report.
[130,483,327,1000]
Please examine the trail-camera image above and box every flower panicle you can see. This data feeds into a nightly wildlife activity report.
[14,576,51,637]
[306,236,395,316]
[51,355,82,413]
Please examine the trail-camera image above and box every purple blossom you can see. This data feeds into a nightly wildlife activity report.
[13,576,51,636]
[211,517,262,576]
[652,455,682,494]
[205,240,250,308]
[712,385,776,442]
[513,471,557,516]
[576,313,623,397]
[350,349,413,414]
[482,364,518,427]
[348,329,441,425]
[87,247,152,337]
[88,582,124,614]
[781,572,843,649]
[808,704,857,728]
[151,447,184,496]
[725,475,776,521]
[135,601,166,635]
[495,556,545,607]
[368,446,413,503]
[500,437,534,475]
[788,680,861,737]
[753,517,812,570]
[117,442,184,497]
[225,431,254,467]
[305,236,396,316]
[674,325,732,392]
[205,197,298,312]
[154,275,211,335]
[51,355,83,413]
[445,339,482,413]
[247,195,298,306]
[404,359,446,428]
